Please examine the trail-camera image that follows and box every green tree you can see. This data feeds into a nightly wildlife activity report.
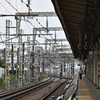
[0,78,3,85]
[0,59,5,68]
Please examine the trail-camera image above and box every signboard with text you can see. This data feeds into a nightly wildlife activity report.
[94,51,100,55]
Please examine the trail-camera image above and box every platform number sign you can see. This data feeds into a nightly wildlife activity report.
[98,55,100,77]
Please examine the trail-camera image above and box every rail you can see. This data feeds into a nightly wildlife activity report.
[0,77,54,100]
[56,74,79,100]
[41,80,66,100]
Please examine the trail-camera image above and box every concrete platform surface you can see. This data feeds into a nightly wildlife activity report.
[77,76,100,100]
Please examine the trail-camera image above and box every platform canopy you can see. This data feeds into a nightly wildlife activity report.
[52,0,100,60]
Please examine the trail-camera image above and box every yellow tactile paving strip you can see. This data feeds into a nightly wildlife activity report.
[77,78,92,100]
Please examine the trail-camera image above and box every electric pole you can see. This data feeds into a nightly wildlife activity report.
[11,44,14,75]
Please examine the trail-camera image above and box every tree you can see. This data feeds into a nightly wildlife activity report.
[0,59,5,68]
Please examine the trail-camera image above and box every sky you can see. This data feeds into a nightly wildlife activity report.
[0,0,72,54]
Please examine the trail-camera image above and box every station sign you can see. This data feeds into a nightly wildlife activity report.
[94,51,100,58]
[94,51,100,55]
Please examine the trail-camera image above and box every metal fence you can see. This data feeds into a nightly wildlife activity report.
[2,80,18,91]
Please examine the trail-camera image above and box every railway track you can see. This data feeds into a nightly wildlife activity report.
[0,78,54,100]
[41,79,70,100]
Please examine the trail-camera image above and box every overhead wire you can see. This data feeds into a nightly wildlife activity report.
[0,1,65,70]
[5,0,19,13]
[0,2,11,14]
[6,0,54,46]
[0,35,4,43]
[20,0,26,5]
[2,0,32,43]
[5,1,71,68]
[0,36,17,44]
[21,0,56,65]
[0,31,6,43]
[5,0,34,28]
[5,0,36,38]
[0,1,17,36]
[34,17,54,39]
[5,0,60,53]
[21,0,23,11]
[19,0,54,40]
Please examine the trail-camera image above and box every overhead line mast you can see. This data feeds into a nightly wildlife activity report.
[0,0,74,89]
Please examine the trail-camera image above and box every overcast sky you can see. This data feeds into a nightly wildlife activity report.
[0,0,71,53]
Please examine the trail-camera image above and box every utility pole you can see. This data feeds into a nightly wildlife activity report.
[71,61,74,78]
[42,54,44,78]
[45,39,47,52]
[72,61,74,77]
[18,29,23,87]
[32,29,36,81]
[38,51,40,81]
[64,59,66,72]
[60,63,62,78]
[71,62,72,78]
[4,48,6,66]
[46,17,48,34]
[22,43,24,85]
[11,44,14,75]
[70,62,71,78]
[16,48,19,81]
[66,61,68,77]
[32,46,34,81]
[22,43,24,71]
[64,58,66,77]
[27,36,30,84]
[3,48,6,81]
[5,20,11,90]
[16,14,23,87]
[27,0,31,15]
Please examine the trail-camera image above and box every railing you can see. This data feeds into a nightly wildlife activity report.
[68,74,78,100]
[68,81,78,100]
[56,74,79,100]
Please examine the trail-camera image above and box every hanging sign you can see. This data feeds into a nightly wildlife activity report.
[94,51,100,55]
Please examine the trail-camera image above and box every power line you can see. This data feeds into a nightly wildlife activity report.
[20,0,54,40]
[0,2,17,33]
[0,2,11,14]
[34,17,54,39]
[5,0,35,29]
[5,0,56,46]
[5,0,19,13]
[20,0,27,5]
[1,36,18,43]
[0,32,6,42]
[4,0,32,42]
[0,35,4,43]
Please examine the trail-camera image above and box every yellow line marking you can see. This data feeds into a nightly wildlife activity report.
[78,78,92,100]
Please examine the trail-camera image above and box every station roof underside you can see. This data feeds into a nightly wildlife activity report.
[52,0,100,60]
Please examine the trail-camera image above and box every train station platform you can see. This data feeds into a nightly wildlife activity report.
[77,76,100,100]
